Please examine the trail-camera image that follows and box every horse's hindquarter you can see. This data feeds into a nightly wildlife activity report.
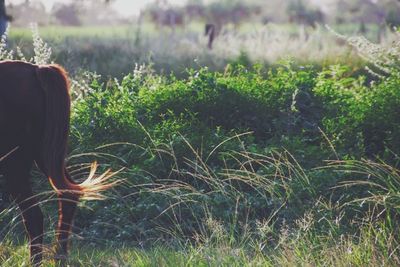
[0,61,45,167]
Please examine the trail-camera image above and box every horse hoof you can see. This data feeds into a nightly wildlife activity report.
[54,253,68,266]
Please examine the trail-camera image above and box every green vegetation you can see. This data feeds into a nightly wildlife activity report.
[2,27,400,266]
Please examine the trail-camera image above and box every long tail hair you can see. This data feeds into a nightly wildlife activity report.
[35,64,115,199]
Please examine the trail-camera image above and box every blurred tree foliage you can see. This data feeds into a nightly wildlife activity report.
[6,0,400,30]
[286,0,324,27]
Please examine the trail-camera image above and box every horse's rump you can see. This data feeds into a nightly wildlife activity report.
[0,61,45,169]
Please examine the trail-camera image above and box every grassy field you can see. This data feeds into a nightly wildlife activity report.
[2,234,397,266]
[6,23,391,79]
[1,26,400,266]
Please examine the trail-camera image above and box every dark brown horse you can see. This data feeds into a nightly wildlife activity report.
[0,60,114,266]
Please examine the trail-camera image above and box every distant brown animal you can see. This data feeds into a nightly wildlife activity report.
[0,60,115,266]
[205,23,216,49]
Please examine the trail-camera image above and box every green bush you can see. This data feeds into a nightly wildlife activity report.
[48,62,400,250]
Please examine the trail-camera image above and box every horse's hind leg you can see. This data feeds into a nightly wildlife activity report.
[55,170,79,262]
[55,194,79,260]
[6,161,44,266]
[35,159,79,264]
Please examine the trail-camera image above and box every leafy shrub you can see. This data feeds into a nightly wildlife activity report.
[33,59,400,251]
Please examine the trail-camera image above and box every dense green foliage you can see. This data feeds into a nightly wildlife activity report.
[73,62,400,163]
[68,62,400,246]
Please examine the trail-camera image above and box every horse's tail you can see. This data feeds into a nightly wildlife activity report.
[36,64,115,199]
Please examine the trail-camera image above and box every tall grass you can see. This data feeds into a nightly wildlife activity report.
[2,144,400,266]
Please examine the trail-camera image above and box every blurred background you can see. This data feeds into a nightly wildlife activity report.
[2,0,400,77]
